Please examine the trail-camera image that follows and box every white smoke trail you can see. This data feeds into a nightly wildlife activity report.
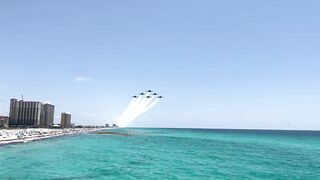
[128,98,160,122]
[133,94,145,106]
[117,98,137,126]
[119,92,151,125]
[123,96,158,125]
[121,98,149,126]
[125,92,151,120]
[135,96,151,114]
[142,98,160,114]
[133,93,154,116]
[121,93,148,125]
[143,95,157,108]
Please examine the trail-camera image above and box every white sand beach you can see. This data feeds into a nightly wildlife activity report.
[0,128,103,145]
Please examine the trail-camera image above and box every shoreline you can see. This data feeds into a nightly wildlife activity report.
[0,128,107,146]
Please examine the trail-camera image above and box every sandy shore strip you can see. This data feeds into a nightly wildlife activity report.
[0,128,105,145]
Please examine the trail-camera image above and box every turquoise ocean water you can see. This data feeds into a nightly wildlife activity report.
[0,128,319,179]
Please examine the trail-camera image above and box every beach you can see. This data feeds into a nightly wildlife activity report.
[0,128,103,145]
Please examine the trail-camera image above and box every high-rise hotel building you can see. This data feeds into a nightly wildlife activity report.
[60,112,71,128]
[9,98,55,128]
[41,103,55,127]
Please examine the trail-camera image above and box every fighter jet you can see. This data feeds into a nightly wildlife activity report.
[146,96,151,98]
[158,96,163,98]
[139,93,145,95]
[132,96,138,98]
[152,93,158,95]
[146,90,153,92]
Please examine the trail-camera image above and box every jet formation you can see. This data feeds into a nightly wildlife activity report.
[134,90,162,98]
[133,90,163,99]
[117,90,163,127]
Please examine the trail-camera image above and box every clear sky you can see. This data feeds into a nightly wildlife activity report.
[1,0,320,130]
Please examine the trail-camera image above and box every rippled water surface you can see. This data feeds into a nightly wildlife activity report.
[1,128,320,179]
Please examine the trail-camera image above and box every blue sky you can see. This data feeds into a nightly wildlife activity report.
[1,0,320,129]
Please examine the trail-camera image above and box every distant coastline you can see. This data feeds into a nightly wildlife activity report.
[0,128,106,146]
[2,127,319,147]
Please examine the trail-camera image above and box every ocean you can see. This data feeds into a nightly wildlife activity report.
[0,128,319,179]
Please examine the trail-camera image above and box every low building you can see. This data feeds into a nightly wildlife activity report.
[0,116,9,128]
[52,124,61,129]
[61,112,71,128]
[70,123,75,128]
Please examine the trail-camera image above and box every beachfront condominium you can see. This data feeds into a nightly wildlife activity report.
[41,103,55,128]
[9,98,55,128]
[61,112,71,128]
